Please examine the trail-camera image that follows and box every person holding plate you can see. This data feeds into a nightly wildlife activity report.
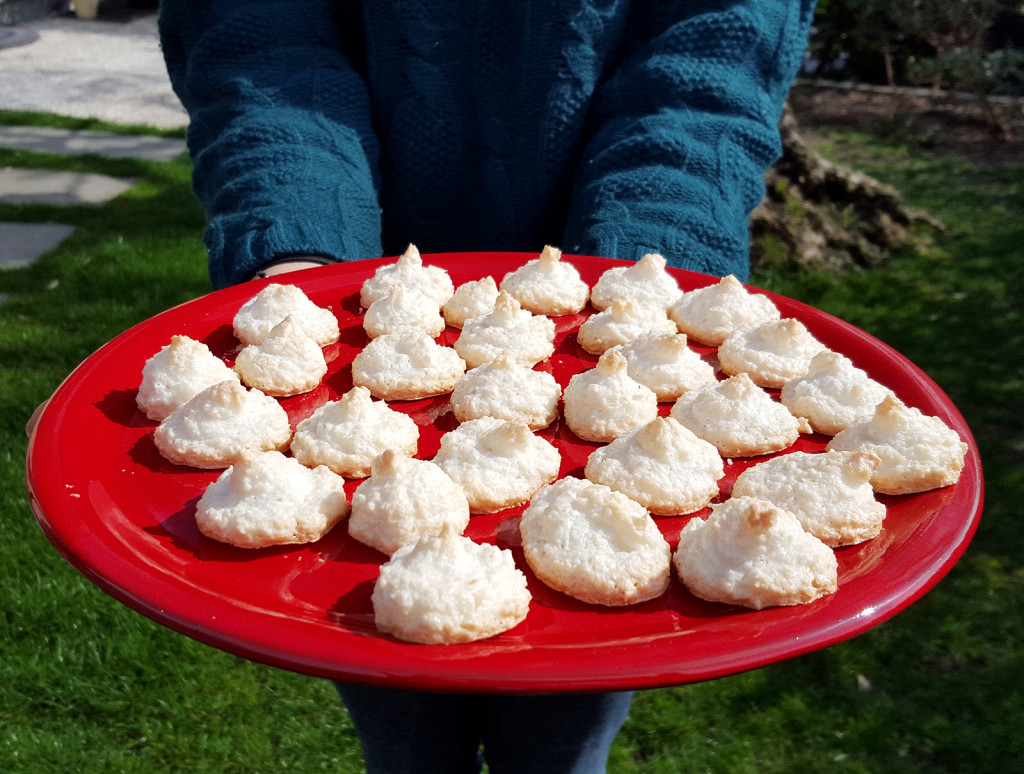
[155,1,817,772]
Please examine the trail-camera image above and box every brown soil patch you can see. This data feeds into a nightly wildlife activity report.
[789,83,1024,167]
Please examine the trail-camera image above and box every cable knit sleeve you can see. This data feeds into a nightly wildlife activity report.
[158,0,382,288]
[562,0,816,281]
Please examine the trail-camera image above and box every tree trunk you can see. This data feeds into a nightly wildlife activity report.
[750,103,943,272]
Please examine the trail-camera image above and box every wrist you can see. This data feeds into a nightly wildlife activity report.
[252,255,338,280]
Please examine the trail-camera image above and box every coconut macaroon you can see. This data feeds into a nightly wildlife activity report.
[562,349,659,443]
[499,245,590,316]
[349,450,471,556]
[589,253,683,312]
[232,283,340,347]
[610,332,718,401]
[453,290,556,369]
[732,450,886,547]
[233,315,328,397]
[585,417,724,516]
[289,386,419,478]
[443,276,500,329]
[194,450,349,548]
[137,335,240,421]
[362,283,447,339]
[372,526,531,644]
[780,350,893,435]
[674,496,839,610]
[826,394,968,494]
[449,351,561,430]
[520,476,672,606]
[153,380,292,469]
[717,317,829,389]
[668,274,781,346]
[359,244,455,310]
[576,297,678,356]
[670,372,811,457]
[432,417,561,514]
[351,328,467,400]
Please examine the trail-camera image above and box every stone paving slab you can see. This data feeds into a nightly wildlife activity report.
[0,126,187,162]
[0,167,136,205]
[0,221,75,267]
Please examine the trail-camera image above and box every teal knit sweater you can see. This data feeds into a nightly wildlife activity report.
[159,0,815,288]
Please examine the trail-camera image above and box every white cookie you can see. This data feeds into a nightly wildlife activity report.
[443,276,500,329]
[780,350,893,435]
[352,328,467,400]
[673,496,838,610]
[826,394,968,494]
[589,253,683,312]
[520,477,672,606]
[153,380,292,469]
[432,417,561,514]
[499,245,589,316]
[610,332,717,401]
[362,283,447,339]
[372,526,531,644]
[670,372,811,457]
[668,274,780,346]
[195,450,349,548]
[732,450,886,547]
[233,315,328,397]
[453,290,556,368]
[137,335,240,421]
[349,450,471,556]
[562,349,659,442]
[359,244,455,309]
[233,283,340,346]
[289,386,419,478]
[585,416,724,516]
[718,318,829,389]
[449,351,561,430]
[575,297,677,355]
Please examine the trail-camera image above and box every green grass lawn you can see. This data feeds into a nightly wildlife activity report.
[2,111,1021,772]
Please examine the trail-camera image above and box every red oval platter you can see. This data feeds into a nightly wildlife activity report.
[25,253,983,693]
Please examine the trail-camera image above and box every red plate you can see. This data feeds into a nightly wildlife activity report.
[26,253,983,693]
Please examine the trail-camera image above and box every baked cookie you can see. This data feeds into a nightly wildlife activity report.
[717,317,829,389]
[610,332,717,401]
[731,450,886,547]
[499,245,590,316]
[233,282,340,346]
[137,335,240,421]
[589,253,683,312]
[443,276,500,329]
[195,450,349,548]
[153,380,292,469]
[349,450,471,556]
[233,315,328,397]
[826,394,968,494]
[432,417,561,514]
[289,386,419,478]
[575,297,677,355]
[449,351,561,430]
[351,328,467,400]
[780,350,893,435]
[673,496,839,610]
[562,349,659,442]
[668,274,780,346]
[362,283,447,339]
[520,476,672,606]
[670,372,811,457]
[453,290,556,368]
[584,416,724,516]
[372,526,531,644]
[359,244,455,310]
